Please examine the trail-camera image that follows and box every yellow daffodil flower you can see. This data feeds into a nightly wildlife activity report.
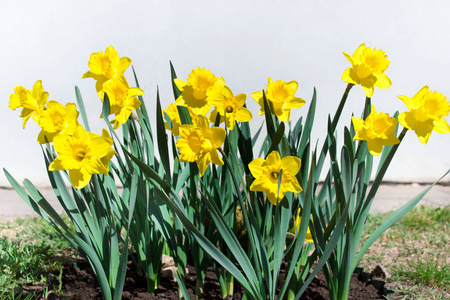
[342,43,392,98]
[163,103,197,136]
[208,86,252,130]
[251,78,305,123]
[398,86,450,144]
[287,208,313,243]
[176,115,226,177]
[249,151,302,205]
[82,46,132,92]
[174,67,225,115]
[37,101,80,144]
[352,105,400,156]
[9,80,48,128]
[49,126,116,189]
[100,76,144,129]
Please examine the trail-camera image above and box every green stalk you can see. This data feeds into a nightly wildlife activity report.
[226,274,234,297]
[363,97,371,119]
[352,127,408,269]
[360,127,408,217]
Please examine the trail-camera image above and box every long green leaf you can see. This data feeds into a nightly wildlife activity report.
[353,169,450,270]
[156,87,171,181]
[75,86,90,132]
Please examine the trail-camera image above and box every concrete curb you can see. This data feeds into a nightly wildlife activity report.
[0,183,449,222]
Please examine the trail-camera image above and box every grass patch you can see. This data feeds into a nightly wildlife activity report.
[360,205,450,299]
[0,216,76,299]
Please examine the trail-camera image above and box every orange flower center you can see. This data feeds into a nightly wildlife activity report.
[270,171,279,181]
[76,150,87,162]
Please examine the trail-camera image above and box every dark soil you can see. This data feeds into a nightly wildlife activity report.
[20,257,389,299]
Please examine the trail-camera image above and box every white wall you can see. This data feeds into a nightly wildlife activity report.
[2,0,449,187]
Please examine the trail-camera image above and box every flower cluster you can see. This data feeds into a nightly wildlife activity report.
[343,44,450,154]
[8,78,115,189]
[7,46,153,188]
[164,67,254,176]
[83,46,144,129]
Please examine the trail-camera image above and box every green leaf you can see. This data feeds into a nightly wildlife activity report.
[262,90,276,142]
[177,105,193,125]
[113,172,138,299]
[353,169,450,270]
[267,122,285,156]
[170,61,181,100]
[75,86,90,132]
[298,88,317,157]
[122,146,260,298]
[156,88,171,181]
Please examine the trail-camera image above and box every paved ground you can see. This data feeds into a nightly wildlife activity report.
[0,183,449,222]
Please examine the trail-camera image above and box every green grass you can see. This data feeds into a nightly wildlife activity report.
[0,216,75,299]
[360,206,450,299]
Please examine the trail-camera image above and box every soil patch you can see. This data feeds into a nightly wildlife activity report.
[19,257,388,299]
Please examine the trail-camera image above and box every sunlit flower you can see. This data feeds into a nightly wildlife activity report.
[249,151,302,205]
[208,86,252,130]
[398,86,450,144]
[342,43,392,98]
[100,76,144,128]
[37,101,80,144]
[251,78,305,122]
[163,103,197,136]
[174,67,225,115]
[176,115,226,176]
[352,105,400,156]
[287,208,313,243]
[82,46,131,92]
[9,80,49,128]
[49,126,115,189]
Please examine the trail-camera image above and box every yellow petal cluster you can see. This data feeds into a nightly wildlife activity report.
[82,46,143,128]
[251,78,305,122]
[174,67,225,116]
[8,80,48,128]
[82,45,132,93]
[100,76,144,129]
[342,43,392,98]
[352,105,400,156]
[37,101,80,144]
[175,115,226,177]
[398,86,450,144]
[49,126,116,189]
[249,151,302,205]
[208,86,252,130]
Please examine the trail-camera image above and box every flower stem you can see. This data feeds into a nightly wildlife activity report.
[331,83,354,130]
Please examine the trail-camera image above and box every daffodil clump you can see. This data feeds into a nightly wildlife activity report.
[7,46,147,189]
[7,44,450,300]
[8,80,116,189]
[83,45,144,129]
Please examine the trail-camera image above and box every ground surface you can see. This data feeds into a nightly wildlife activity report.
[21,257,386,300]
